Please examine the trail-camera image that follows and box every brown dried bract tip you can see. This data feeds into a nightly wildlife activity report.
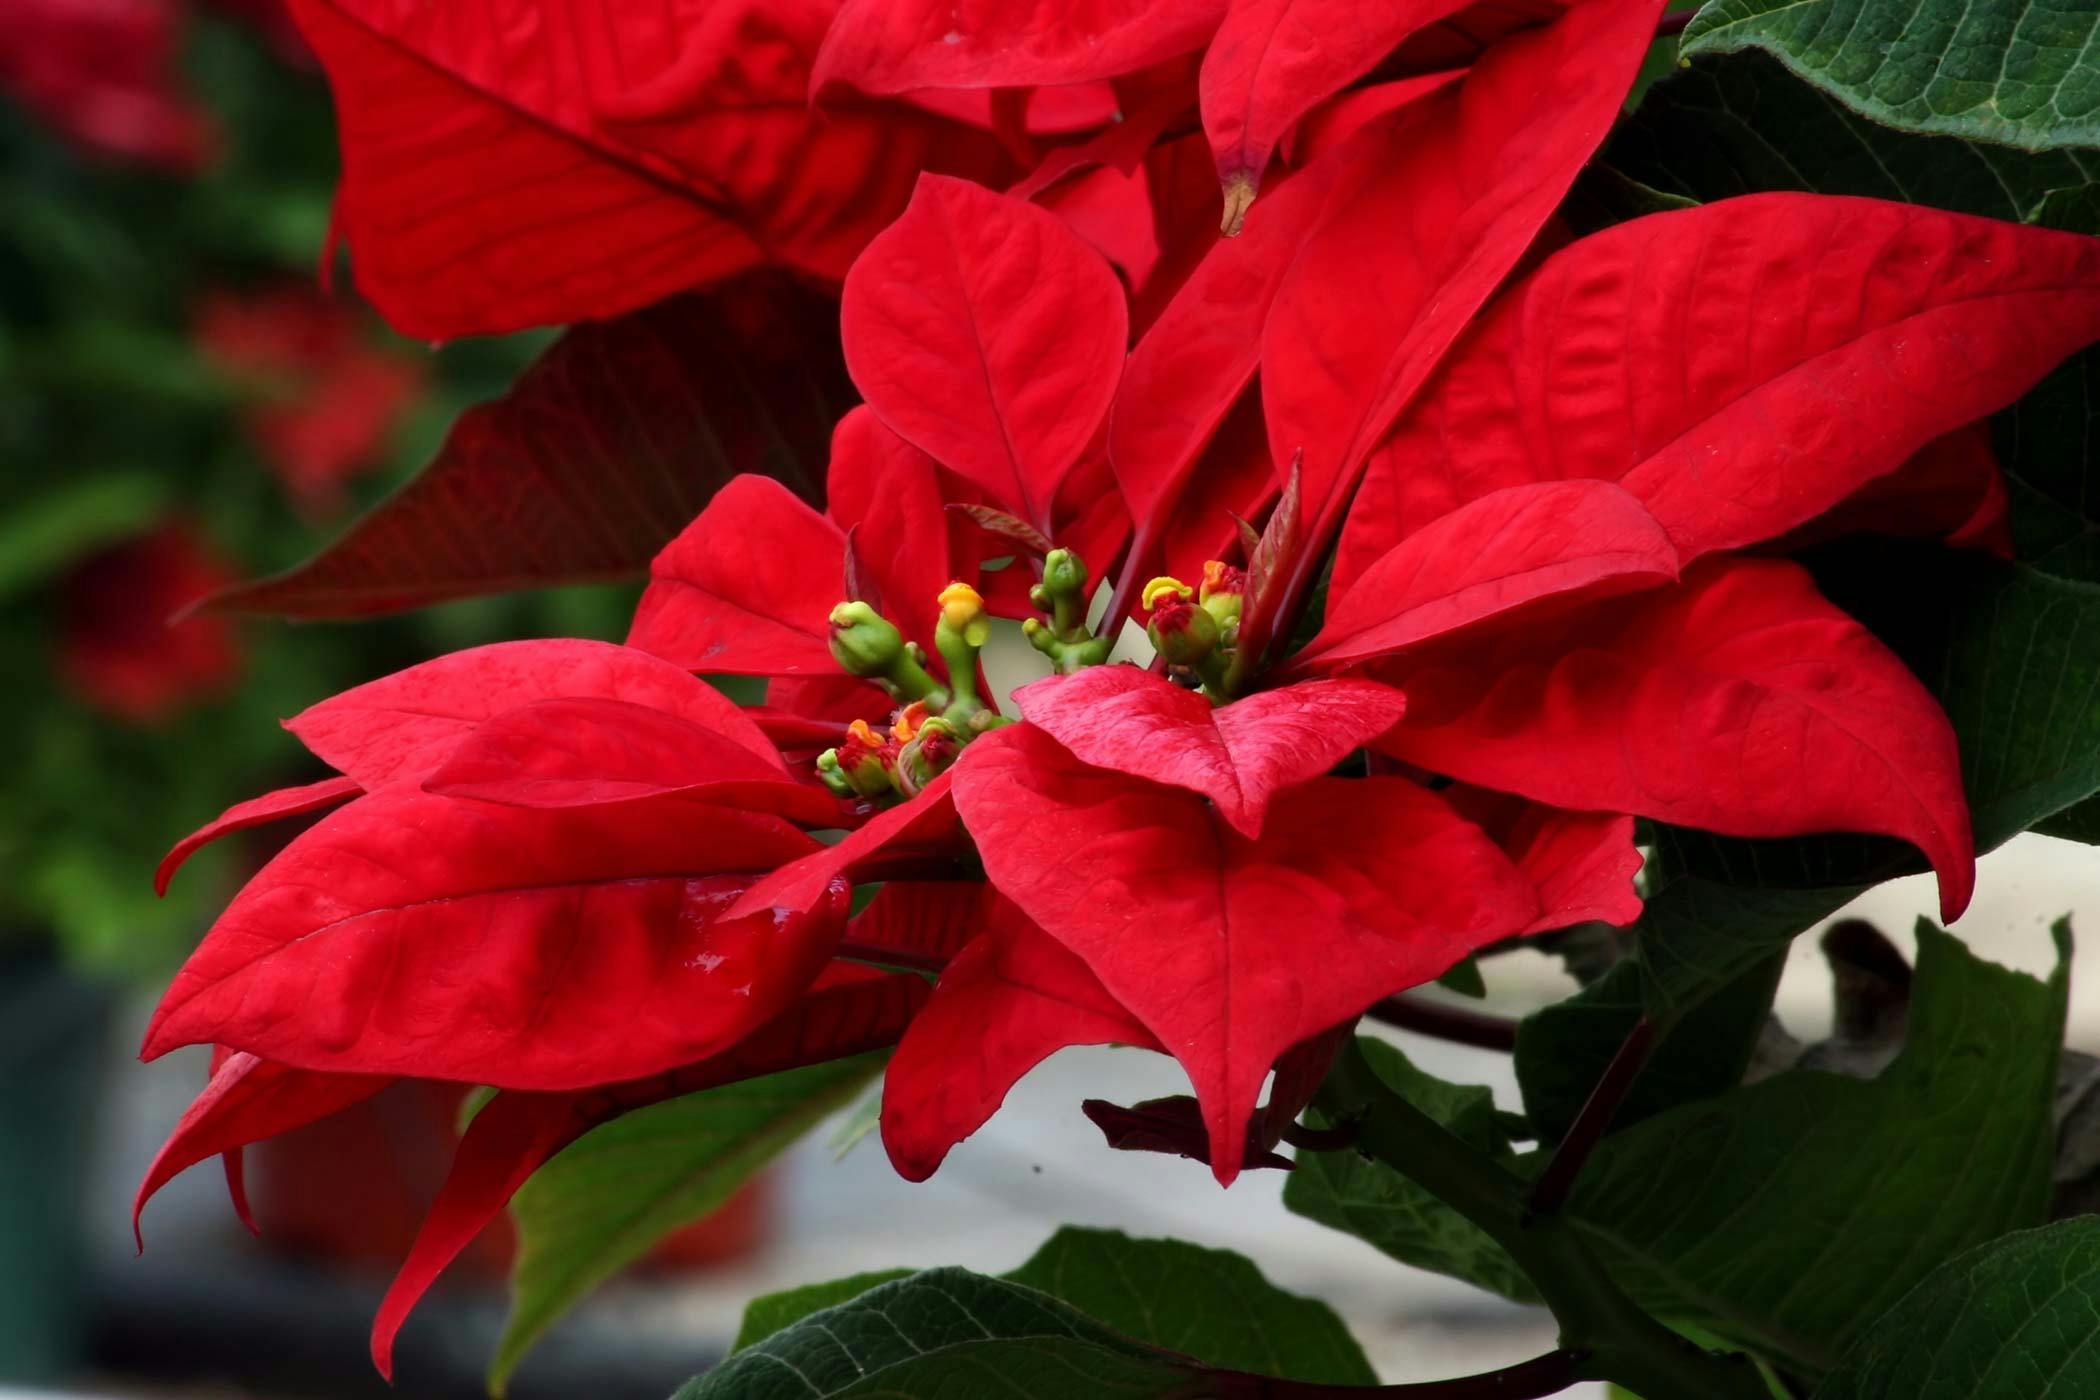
[1219,172,1257,237]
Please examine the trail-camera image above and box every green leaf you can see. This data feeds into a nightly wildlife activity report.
[1006,1228,1376,1384]
[1284,1040,1539,1304]
[1435,955,1487,999]
[731,1271,913,1354]
[824,1082,884,1160]
[676,1270,1197,1400]
[1812,1218,2100,1399]
[1609,51,2100,219]
[1681,0,2100,151]
[1515,951,1784,1141]
[1571,922,2070,1371]
[491,1055,882,1392]
[2037,793,2100,843]
[1997,346,2100,580]
[2031,182,2100,232]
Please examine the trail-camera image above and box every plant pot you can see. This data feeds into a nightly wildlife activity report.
[0,957,112,1383]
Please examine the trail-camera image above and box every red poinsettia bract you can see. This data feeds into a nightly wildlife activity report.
[132,0,2100,1381]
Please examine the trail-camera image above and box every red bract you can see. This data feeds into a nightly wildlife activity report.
[59,523,241,723]
[285,0,1010,337]
[366,965,924,1377]
[1258,0,1663,598]
[1368,558,1977,919]
[953,722,1538,1181]
[814,0,1226,98]
[1201,0,1477,226]
[842,176,1128,532]
[192,285,423,515]
[0,0,214,170]
[141,786,847,1085]
[1012,666,1406,837]
[1347,196,2100,568]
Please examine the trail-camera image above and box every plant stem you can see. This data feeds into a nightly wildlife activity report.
[1528,1016,1655,1216]
[1364,994,1520,1052]
[1314,1039,1770,1400]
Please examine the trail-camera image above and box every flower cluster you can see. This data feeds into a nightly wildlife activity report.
[134,0,2100,1377]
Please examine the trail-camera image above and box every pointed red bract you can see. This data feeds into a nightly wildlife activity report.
[1013,666,1407,837]
[370,967,926,1378]
[1260,0,1663,552]
[134,1052,392,1249]
[626,478,850,676]
[954,724,1536,1180]
[814,0,1226,97]
[1360,196,2100,561]
[1200,0,1473,215]
[1377,557,1975,919]
[842,176,1129,529]
[727,773,967,921]
[203,283,846,619]
[1303,480,1678,672]
[287,638,776,786]
[422,698,847,826]
[143,787,847,1086]
[883,894,1158,1181]
[1442,788,1642,933]
[156,775,362,896]
[1796,424,2012,558]
[287,0,1006,337]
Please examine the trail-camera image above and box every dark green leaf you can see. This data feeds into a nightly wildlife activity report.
[1812,1217,2100,1399]
[1682,0,2100,151]
[732,1271,914,1354]
[1006,1228,1376,1383]
[1515,952,1784,1141]
[1435,956,1487,999]
[2031,182,2100,232]
[491,1055,881,1391]
[1284,1040,1539,1304]
[1609,51,2100,218]
[1997,346,2100,580]
[677,1270,1196,1400]
[1571,923,2069,1371]
[2037,794,2100,843]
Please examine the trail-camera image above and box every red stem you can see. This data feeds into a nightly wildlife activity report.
[1364,994,1519,1052]
[1527,1017,1655,1216]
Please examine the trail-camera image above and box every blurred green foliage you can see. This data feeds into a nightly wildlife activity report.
[0,14,633,975]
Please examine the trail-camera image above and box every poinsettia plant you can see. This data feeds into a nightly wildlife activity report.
[130,0,2100,1395]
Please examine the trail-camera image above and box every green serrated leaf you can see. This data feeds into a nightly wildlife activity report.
[731,1270,913,1354]
[1283,1041,1539,1304]
[677,1270,1195,1400]
[1609,50,2100,219]
[1997,345,2100,579]
[1006,1228,1376,1384]
[2037,793,2100,843]
[1571,923,2070,1372]
[1812,1217,2100,1398]
[491,1054,882,1392]
[1682,0,2100,151]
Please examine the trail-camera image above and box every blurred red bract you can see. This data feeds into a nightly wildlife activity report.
[59,523,241,722]
[0,0,215,170]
